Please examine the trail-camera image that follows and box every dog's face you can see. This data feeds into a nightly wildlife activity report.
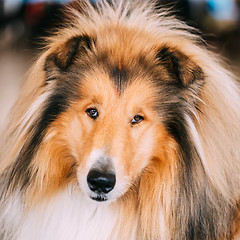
[60,70,165,202]
[44,59,167,202]
[19,28,202,203]
[39,32,167,203]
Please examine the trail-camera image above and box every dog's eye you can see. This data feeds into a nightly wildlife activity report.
[86,108,98,120]
[131,115,144,125]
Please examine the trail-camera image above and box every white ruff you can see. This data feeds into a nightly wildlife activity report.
[17,188,121,240]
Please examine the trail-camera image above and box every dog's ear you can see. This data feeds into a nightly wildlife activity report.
[157,47,203,87]
[44,35,93,74]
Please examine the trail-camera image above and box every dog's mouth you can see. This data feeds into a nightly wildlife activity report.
[90,195,108,202]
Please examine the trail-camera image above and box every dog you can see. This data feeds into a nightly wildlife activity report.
[1,0,240,239]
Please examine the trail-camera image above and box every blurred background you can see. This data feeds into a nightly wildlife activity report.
[0,0,240,134]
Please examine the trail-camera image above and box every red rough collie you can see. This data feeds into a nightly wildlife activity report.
[1,0,240,239]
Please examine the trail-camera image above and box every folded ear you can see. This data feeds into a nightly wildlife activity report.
[44,35,93,75]
[157,47,203,87]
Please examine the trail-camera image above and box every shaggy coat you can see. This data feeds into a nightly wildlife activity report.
[0,0,240,239]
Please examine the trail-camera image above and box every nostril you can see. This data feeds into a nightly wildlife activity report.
[87,170,116,194]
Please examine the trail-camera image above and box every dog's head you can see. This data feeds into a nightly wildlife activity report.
[15,28,199,203]
[7,27,204,203]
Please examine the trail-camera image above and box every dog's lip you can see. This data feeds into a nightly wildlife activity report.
[90,195,108,202]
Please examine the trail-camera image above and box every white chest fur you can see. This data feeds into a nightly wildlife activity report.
[18,189,121,240]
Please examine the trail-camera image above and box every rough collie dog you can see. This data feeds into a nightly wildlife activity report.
[1,0,240,239]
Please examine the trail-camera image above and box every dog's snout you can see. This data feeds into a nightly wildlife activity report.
[87,170,116,194]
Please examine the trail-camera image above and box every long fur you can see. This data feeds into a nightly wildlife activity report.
[1,1,240,239]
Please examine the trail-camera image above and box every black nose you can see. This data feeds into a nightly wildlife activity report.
[87,170,116,194]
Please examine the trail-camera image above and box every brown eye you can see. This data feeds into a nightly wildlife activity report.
[131,115,144,125]
[86,108,98,120]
